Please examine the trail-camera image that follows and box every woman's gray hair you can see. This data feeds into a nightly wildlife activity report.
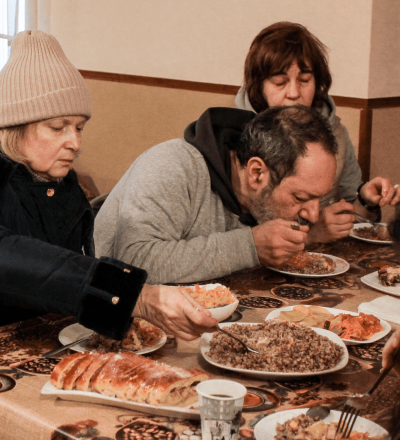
[0,124,28,162]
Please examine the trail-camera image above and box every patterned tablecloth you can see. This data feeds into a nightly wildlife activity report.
[0,237,399,440]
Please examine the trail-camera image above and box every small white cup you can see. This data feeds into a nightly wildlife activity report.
[196,380,247,440]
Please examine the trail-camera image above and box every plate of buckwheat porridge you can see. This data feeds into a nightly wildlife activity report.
[201,321,348,379]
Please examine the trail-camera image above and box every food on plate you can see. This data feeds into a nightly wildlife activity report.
[281,252,336,275]
[354,225,391,241]
[85,319,164,352]
[274,413,386,440]
[278,305,383,341]
[378,265,400,286]
[329,313,383,340]
[207,321,343,372]
[179,284,237,308]
[51,351,208,407]
[279,305,334,328]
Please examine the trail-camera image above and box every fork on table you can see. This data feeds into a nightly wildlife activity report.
[336,346,400,439]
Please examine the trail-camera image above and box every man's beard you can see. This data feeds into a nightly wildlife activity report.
[249,185,310,226]
[249,185,277,223]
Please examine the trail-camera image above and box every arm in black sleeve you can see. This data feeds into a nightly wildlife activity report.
[0,225,147,340]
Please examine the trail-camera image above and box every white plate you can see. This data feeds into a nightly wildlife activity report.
[59,323,167,355]
[361,271,400,298]
[200,322,348,379]
[41,381,200,419]
[350,222,393,245]
[267,306,391,345]
[253,408,388,440]
[267,253,349,278]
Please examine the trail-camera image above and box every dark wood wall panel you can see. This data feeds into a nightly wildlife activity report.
[358,109,373,182]
[80,70,240,95]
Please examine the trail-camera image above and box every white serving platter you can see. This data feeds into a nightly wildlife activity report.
[200,322,348,380]
[41,381,200,419]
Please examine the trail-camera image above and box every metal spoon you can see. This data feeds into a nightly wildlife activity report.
[306,405,331,420]
[216,325,259,354]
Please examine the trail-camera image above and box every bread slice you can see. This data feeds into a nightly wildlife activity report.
[62,353,96,390]
[74,353,113,391]
[50,352,87,388]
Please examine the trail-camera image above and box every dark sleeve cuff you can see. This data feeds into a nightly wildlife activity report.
[77,256,147,340]
[356,183,382,222]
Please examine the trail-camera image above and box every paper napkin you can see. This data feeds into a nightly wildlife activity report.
[358,296,400,324]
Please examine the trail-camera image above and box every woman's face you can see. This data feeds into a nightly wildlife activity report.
[262,62,316,108]
[20,116,88,180]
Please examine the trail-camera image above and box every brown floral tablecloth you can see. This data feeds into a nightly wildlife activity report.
[0,237,399,440]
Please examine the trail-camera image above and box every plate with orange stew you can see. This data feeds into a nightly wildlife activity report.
[267,305,391,345]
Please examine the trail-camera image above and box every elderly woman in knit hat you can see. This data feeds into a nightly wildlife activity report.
[0,30,217,341]
[236,22,400,243]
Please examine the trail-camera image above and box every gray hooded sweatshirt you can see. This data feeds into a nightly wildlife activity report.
[94,108,260,285]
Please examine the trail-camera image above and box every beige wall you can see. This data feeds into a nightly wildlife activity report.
[75,80,236,195]
[44,0,375,98]
[369,0,400,98]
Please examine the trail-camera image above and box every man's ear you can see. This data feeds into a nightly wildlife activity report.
[247,157,270,191]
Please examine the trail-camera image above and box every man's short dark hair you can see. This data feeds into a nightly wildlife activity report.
[236,105,338,187]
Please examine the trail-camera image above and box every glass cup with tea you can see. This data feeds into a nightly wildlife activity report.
[196,379,247,440]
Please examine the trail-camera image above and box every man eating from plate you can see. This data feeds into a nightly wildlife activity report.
[95,105,339,284]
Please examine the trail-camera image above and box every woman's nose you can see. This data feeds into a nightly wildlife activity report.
[286,80,301,100]
[66,130,82,151]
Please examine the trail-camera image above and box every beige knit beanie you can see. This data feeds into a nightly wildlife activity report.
[0,30,92,128]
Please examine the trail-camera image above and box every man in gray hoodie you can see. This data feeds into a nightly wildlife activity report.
[94,105,349,284]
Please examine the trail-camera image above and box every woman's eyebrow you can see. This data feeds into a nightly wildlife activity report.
[270,67,314,77]
[300,67,313,74]
[270,70,287,76]
[62,117,87,125]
